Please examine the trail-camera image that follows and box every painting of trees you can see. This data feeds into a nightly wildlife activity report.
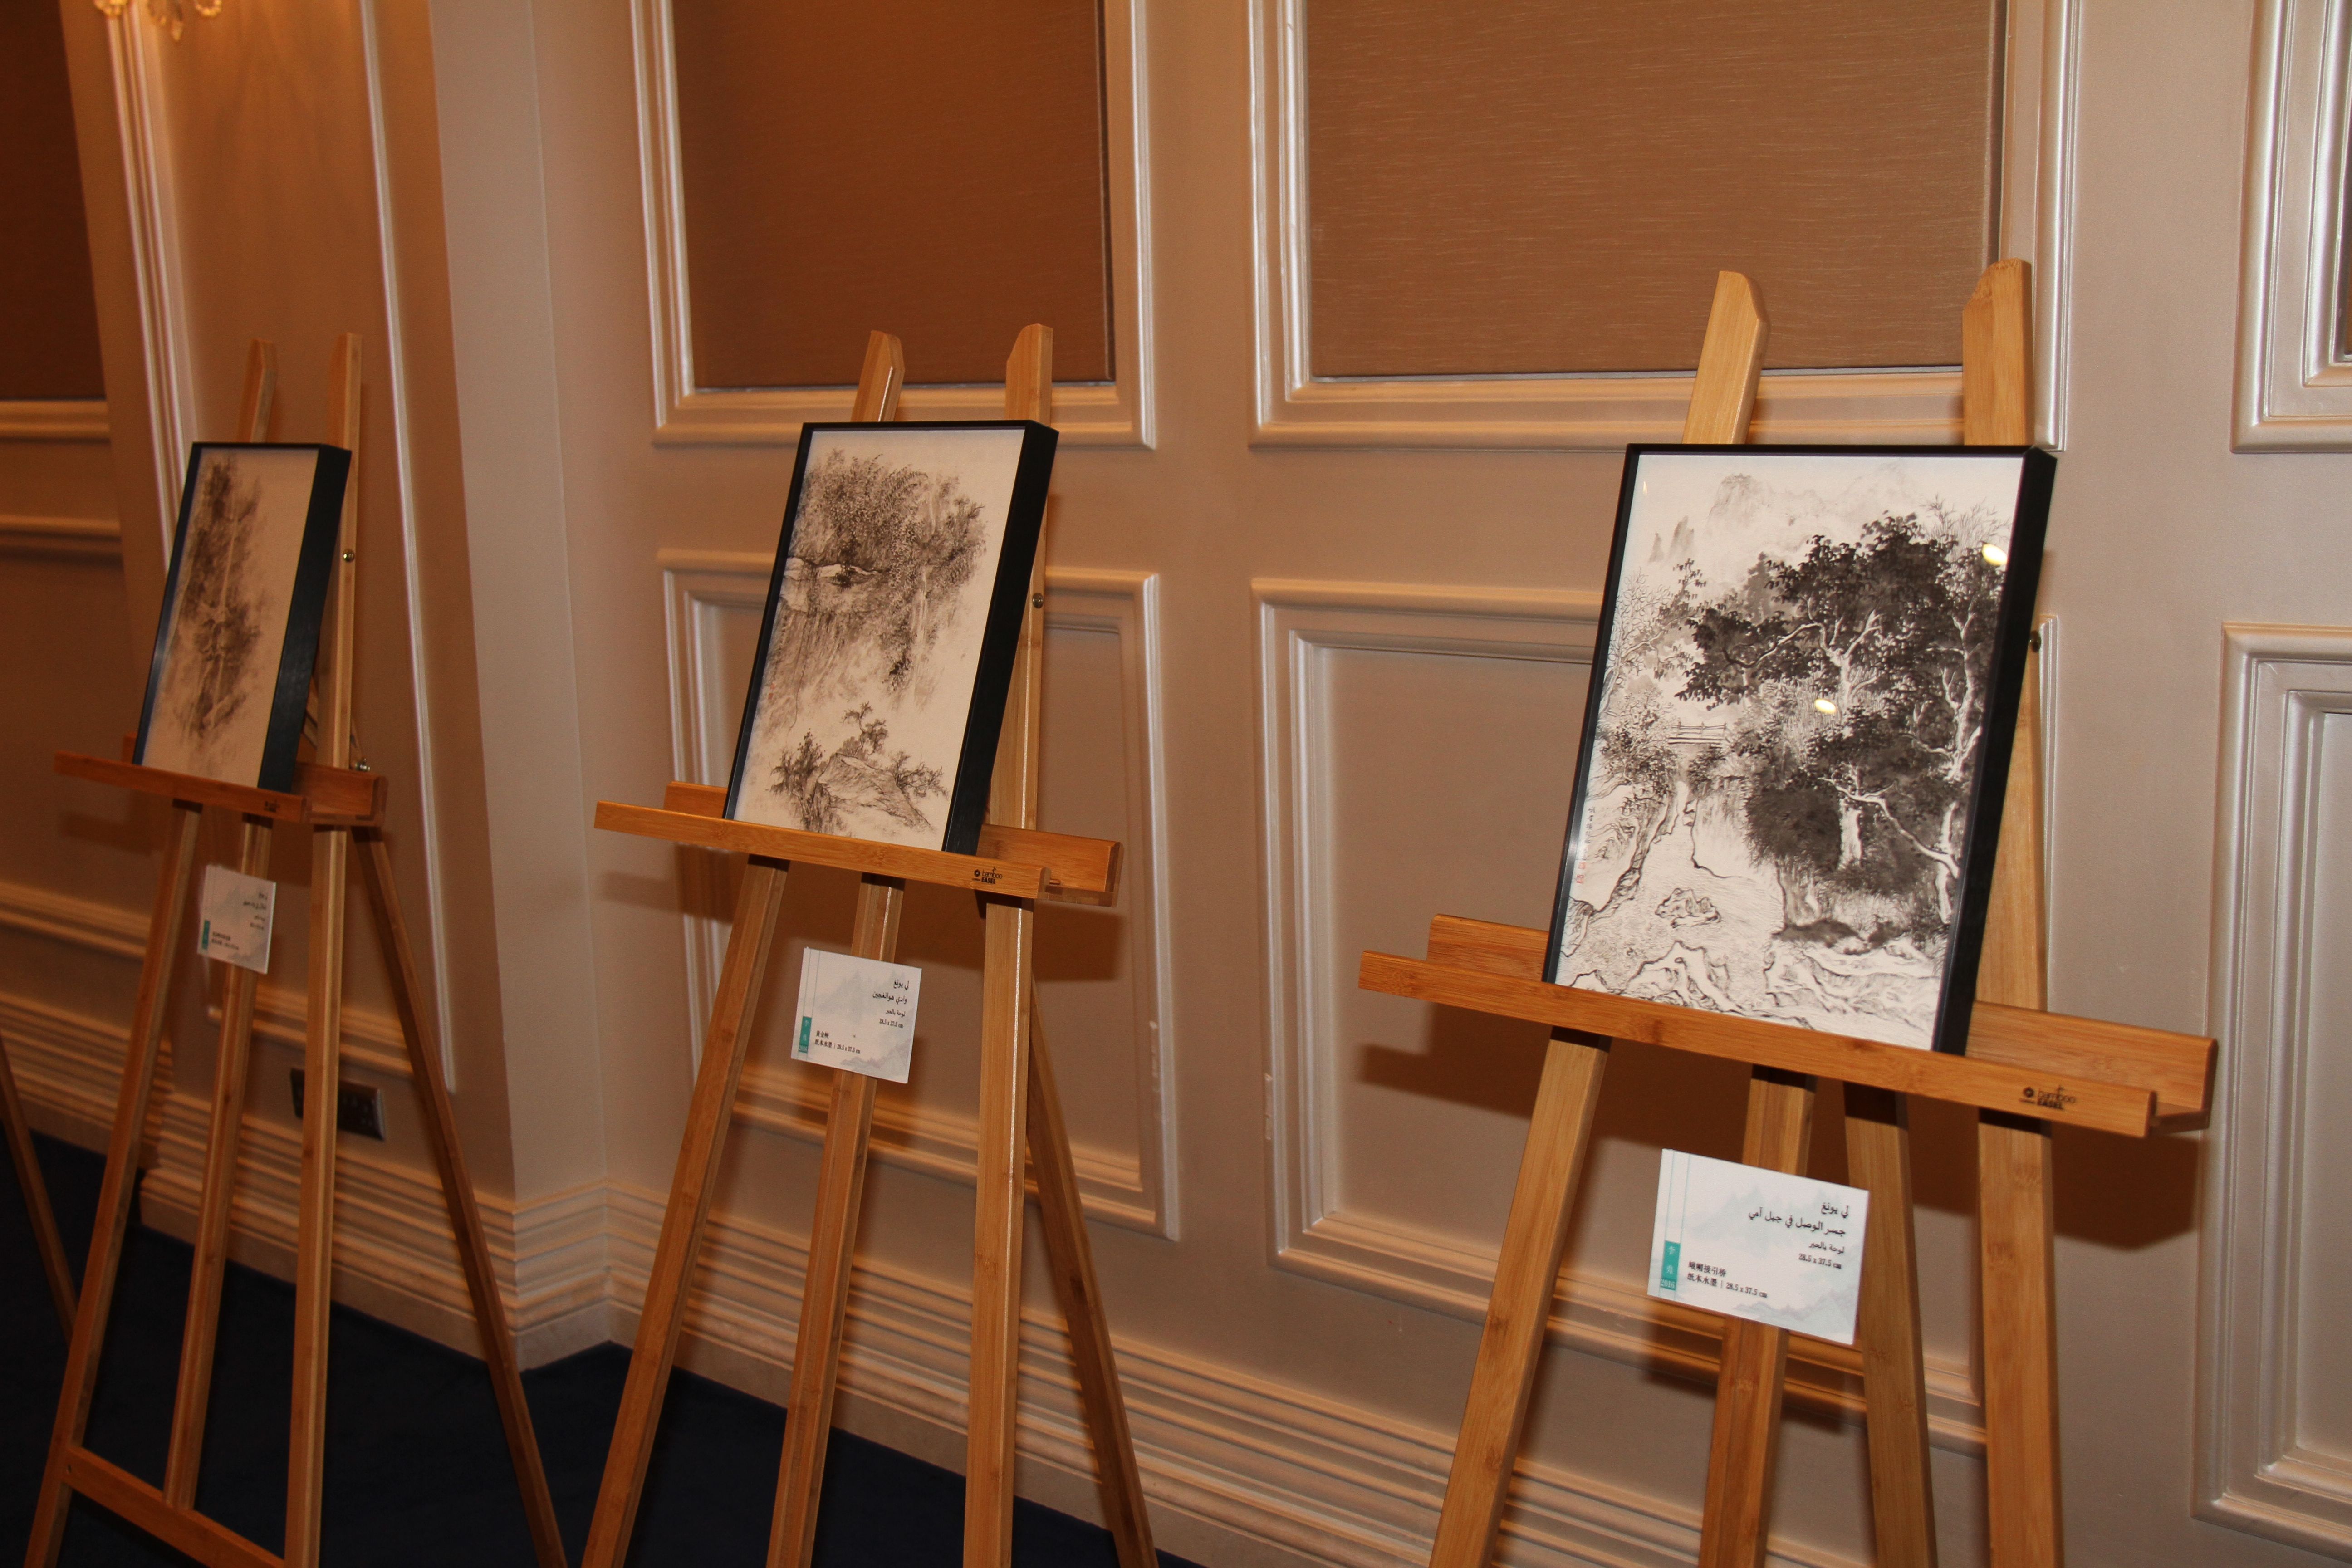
[1677,510,2001,939]
[1553,450,2043,1052]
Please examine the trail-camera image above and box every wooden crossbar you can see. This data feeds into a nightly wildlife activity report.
[1396,915,2215,1127]
[655,779,1122,903]
[26,337,565,1568]
[581,329,1155,1568]
[594,801,1055,900]
[53,750,386,826]
[1360,951,2166,1137]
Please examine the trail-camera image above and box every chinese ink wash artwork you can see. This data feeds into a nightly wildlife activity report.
[134,444,352,792]
[727,422,1057,855]
[1546,446,2055,1054]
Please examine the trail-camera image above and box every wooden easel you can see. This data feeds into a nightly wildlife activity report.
[581,328,1156,1568]
[1370,265,2218,1568]
[24,338,568,1568]
[2,1026,78,1334]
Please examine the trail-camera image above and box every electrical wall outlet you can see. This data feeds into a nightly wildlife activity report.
[287,1068,386,1140]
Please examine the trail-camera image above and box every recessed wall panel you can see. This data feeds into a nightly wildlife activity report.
[0,0,105,400]
[1304,0,1999,375]
[672,0,1114,389]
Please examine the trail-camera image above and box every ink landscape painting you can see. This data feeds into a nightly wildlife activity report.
[1551,448,2047,1052]
[730,424,1051,853]
[138,446,338,788]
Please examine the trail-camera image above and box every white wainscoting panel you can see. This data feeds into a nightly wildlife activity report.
[659,552,1175,1235]
[2201,625,2352,1554]
[1255,580,1999,1448]
[2235,0,2352,448]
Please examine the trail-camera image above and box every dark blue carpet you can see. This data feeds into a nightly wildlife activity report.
[2,1132,1203,1567]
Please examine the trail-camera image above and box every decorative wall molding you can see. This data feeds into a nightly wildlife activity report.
[658,552,1176,1236]
[0,513,123,559]
[94,3,465,1082]
[99,12,195,553]
[0,874,147,960]
[0,401,111,442]
[1248,0,2077,449]
[1253,581,2009,1451]
[2200,624,2352,1554]
[626,0,1156,447]
[2234,0,2352,448]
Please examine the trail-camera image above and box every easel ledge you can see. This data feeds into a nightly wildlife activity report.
[55,746,387,828]
[1360,915,2215,1137]
[595,780,1122,904]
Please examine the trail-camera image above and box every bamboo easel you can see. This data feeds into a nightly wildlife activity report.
[581,328,1156,1568]
[2,1026,78,1334]
[1372,265,2218,1568]
[24,338,567,1568]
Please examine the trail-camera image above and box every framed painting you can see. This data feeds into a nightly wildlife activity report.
[725,421,1058,854]
[133,443,352,793]
[1545,444,2057,1054]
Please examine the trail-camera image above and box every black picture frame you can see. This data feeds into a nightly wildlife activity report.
[132,442,352,794]
[1542,443,2057,1055]
[724,420,1058,855]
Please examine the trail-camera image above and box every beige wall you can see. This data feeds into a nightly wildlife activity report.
[5,2,2349,1567]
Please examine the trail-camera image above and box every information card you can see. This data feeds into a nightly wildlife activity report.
[790,949,921,1083]
[196,865,276,975]
[1648,1149,1869,1345]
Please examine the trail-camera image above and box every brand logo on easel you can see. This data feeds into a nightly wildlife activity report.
[973,868,1000,886]
[2020,1084,2077,1112]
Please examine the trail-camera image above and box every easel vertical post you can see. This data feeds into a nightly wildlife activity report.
[163,337,279,1511]
[284,331,364,1568]
[589,333,906,1568]
[1700,1069,1816,1568]
[766,329,906,1568]
[1844,1083,1937,1568]
[1675,273,1833,1568]
[965,323,1054,1568]
[1963,257,2065,1568]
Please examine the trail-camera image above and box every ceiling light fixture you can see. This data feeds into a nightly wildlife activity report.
[93,0,221,43]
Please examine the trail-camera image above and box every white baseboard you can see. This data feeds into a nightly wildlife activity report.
[4,981,1859,1568]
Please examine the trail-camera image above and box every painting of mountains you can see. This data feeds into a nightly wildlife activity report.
[727,422,1056,854]
[1547,446,2054,1054]
[135,444,349,791]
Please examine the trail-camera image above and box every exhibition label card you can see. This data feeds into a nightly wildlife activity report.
[791,949,920,1083]
[1648,1150,1869,1346]
[196,865,276,974]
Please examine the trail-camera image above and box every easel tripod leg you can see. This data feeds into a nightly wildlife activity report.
[1843,1085,1937,1568]
[1979,1112,2062,1568]
[1697,1068,1816,1568]
[25,803,203,1568]
[769,876,902,1568]
[358,832,568,1568]
[1025,997,1154,1568]
[1427,1030,1609,1568]
[0,1026,75,1335]
[284,823,353,1568]
[964,896,1034,1568]
[164,818,274,1509]
[583,858,792,1568]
